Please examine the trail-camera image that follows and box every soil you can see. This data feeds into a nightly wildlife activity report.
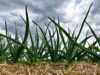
[0,61,100,75]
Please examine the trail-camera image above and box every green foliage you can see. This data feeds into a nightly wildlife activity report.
[0,2,100,66]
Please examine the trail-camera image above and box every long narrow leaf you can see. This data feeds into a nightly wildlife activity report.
[48,17,100,60]
[75,2,93,41]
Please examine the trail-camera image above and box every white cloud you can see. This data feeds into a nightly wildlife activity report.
[10,8,41,21]
[0,28,20,40]
[57,0,93,24]
[0,0,99,46]
[89,13,100,25]
[0,17,4,25]
[55,0,96,46]
[0,28,5,34]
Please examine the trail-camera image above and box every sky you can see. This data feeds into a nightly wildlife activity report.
[0,0,100,44]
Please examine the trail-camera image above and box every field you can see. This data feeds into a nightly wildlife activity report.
[0,61,100,75]
[0,2,100,75]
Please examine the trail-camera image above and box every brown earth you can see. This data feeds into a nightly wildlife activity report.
[0,61,100,75]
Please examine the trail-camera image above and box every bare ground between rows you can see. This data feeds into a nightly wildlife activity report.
[0,61,100,75]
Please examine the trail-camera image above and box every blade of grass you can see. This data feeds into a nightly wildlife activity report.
[32,21,57,62]
[14,5,30,62]
[75,2,93,41]
[5,21,15,62]
[0,33,31,52]
[85,21,100,45]
[48,17,100,60]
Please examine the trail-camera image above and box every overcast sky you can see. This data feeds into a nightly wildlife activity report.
[0,0,100,43]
